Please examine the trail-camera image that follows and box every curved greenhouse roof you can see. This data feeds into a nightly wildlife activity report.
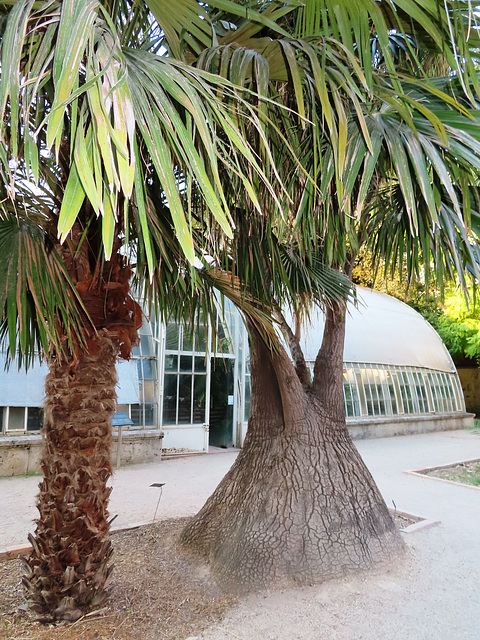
[296,287,455,373]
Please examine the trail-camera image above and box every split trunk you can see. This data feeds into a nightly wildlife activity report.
[181,305,405,591]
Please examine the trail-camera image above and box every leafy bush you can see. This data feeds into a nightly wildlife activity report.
[409,288,480,364]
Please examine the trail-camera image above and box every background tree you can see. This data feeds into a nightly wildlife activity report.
[143,0,480,590]
[0,0,285,621]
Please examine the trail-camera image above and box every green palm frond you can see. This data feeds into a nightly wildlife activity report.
[0,213,87,369]
[148,0,298,60]
[0,0,286,271]
[367,179,480,292]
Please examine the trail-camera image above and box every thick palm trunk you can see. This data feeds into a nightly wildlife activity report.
[23,330,118,621]
[181,307,405,591]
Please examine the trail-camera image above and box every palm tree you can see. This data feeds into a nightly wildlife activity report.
[3,0,480,619]
[142,1,480,589]
[0,0,286,621]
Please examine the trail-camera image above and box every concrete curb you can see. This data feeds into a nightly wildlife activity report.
[389,508,440,534]
[0,519,162,560]
[404,456,480,492]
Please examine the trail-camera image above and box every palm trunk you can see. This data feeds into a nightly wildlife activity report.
[23,330,118,621]
[181,308,405,592]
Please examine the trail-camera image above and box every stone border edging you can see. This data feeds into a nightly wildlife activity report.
[0,520,153,560]
[0,508,440,560]
[404,457,480,492]
[389,508,440,534]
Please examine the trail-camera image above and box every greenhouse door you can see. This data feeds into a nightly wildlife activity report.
[209,358,235,448]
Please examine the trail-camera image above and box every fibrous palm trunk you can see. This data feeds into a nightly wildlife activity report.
[181,306,405,591]
[21,236,141,621]
[22,331,118,621]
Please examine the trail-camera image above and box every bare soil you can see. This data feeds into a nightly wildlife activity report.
[0,518,237,640]
[0,515,414,640]
[391,511,422,528]
[421,459,480,487]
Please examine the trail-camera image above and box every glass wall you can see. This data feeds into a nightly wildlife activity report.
[340,362,463,420]
[161,321,208,426]
[0,303,468,443]
[241,351,464,430]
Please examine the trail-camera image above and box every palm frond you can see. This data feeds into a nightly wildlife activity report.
[0,212,87,368]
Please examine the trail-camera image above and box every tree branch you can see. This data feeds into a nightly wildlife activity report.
[272,307,311,389]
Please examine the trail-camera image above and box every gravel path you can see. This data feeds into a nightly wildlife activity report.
[1,430,480,639]
[193,526,479,640]
[194,430,480,640]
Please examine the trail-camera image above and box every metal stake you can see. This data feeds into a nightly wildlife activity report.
[150,482,165,522]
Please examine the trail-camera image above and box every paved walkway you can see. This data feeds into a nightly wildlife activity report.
[1,430,480,638]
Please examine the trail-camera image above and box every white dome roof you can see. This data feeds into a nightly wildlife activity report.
[295,287,455,373]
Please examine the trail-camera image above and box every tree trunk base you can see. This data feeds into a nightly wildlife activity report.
[181,402,405,593]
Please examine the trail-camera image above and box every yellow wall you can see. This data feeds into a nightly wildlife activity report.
[457,368,480,417]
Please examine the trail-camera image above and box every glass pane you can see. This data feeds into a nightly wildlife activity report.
[165,323,180,350]
[182,328,193,352]
[414,373,428,413]
[193,375,206,423]
[164,354,178,372]
[215,312,234,354]
[0,407,3,433]
[194,356,206,372]
[343,373,360,418]
[362,369,376,416]
[445,376,456,412]
[372,370,386,415]
[196,325,207,352]
[140,333,154,356]
[355,371,367,415]
[385,372,398,415]
[27,407,43,431]
[130,404,142,426]
[178,375,192,424]
[150,317,159,341]
[142,358,156,380]
[143,380,155,403]
[144,403,156,426]
[399,372,414,414]
[180,355,193,372]
[163,375,178,424]
[8,407,25,430]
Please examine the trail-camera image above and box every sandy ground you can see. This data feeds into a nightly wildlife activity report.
[192,526,479,640]
[2,430,480,639]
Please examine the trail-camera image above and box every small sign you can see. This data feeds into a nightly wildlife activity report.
[112,411,134,427]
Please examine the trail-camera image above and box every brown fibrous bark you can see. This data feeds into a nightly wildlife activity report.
[23,331,118,621]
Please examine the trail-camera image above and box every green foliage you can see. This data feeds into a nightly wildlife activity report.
[353,248,480,364]
[433,292,480,364]
[395,288,480,365]
[401,285,480,364]
[395,286,480,365]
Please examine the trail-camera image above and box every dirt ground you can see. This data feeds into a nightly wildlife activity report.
[0,518,237,640]
[421,459,480,487]
[0,513,419,640]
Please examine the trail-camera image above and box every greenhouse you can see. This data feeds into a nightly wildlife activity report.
[0,287,472,475]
